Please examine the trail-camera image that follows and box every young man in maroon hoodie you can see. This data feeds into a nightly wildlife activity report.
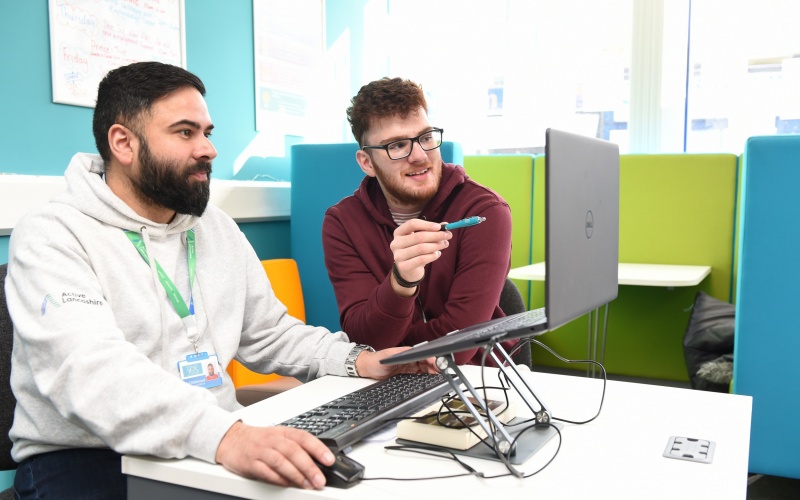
[322,77,516,365]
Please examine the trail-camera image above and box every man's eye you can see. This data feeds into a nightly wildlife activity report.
[419,134,433,144]
[388,141,407,151]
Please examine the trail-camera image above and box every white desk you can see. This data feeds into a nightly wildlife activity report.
[123,366,752,499]
[508,262,712,288]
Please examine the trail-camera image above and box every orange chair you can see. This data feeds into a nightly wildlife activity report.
[228,259,305,405]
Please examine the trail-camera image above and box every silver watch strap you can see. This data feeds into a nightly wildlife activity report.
[345,344,375,377]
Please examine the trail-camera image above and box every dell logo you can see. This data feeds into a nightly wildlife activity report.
[585,210,594,239]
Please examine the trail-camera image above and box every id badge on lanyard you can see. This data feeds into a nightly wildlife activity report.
[125,229,222,389]
[178,352,223,389]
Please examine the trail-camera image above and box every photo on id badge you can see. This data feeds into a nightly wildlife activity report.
[178,352,223,389]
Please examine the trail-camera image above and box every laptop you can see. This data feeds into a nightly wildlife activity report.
[381,128,619,366]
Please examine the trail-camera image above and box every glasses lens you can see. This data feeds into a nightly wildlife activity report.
[386,139,412,160]
[418,130,442,151]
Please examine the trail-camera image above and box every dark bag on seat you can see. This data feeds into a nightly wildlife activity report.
[683,291,735,392]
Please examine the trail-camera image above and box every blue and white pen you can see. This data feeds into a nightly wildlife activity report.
[441,216,486,231]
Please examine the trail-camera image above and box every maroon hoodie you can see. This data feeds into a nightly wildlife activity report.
[322,163,515,365]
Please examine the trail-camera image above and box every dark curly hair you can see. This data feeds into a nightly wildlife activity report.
[346,77,428,148]
[93,61,205,162]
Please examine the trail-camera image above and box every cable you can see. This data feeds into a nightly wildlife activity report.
[515,422,563,479]
[528,338,607,424]
[365,444,483,482]
[374,424,563,482]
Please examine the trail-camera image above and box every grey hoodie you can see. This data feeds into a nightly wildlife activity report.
[5,153,353,463]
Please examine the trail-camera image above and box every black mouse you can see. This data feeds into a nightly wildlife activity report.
[314,453,365,489]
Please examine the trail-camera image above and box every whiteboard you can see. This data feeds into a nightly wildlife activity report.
[48,0,186,108]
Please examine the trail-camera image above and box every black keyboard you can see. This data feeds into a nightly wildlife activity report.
[279,373,454,452]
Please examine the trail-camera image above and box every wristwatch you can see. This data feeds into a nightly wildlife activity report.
[345,344,375,377]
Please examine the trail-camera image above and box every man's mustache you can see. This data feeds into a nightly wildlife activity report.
[188,162,212,177]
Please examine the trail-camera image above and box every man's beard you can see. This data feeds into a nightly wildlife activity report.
[372,162,441,208]
[133,139,212,217]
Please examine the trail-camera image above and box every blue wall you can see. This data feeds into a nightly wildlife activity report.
[239,220,290,260]
[0,1,94,175]
[0,0,373,177]
[0,0,295,264]
[184,0,259,180]
[0,1,259,179]
[0,239,8,267]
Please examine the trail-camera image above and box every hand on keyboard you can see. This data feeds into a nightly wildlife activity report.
[356,346,438,379]
[215,421,336,490]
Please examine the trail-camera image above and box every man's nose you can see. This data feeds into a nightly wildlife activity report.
[407,139,427,161]
[197,136,217,161]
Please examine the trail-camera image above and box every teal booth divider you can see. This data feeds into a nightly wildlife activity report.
[290,142,463,332]
[734,134,800,479]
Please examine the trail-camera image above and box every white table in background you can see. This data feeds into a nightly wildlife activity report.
[508,262,712,373]
[508,262,711,287]
[123,365,751,499]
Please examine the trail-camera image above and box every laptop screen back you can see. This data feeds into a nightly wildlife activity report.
[544,128,619,330]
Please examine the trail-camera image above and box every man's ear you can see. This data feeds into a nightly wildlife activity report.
[108,124,137,166]
[355,149,376,177]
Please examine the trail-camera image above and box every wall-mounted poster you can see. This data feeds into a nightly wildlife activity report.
[48,0,185,108]
[253,0,324,134]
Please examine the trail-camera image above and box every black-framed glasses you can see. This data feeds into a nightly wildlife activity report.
[362,128,444,160]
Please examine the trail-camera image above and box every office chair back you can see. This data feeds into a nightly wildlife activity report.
[0,263,17,475]
[500,278,532,369]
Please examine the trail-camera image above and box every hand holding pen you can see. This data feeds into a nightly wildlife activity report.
[440,216,486,231]
[390,217,486,295]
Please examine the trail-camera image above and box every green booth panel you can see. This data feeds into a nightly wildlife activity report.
[530,154,739,381]
[463,155,536,307]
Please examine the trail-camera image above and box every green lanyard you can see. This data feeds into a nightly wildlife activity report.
[125,230,197,341]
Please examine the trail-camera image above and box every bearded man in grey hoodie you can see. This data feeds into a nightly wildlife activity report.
[5,61,435,498]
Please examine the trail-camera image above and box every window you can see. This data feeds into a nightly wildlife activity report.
[371,0,633,154]
[685,0,800,153]
[314,0,800,154]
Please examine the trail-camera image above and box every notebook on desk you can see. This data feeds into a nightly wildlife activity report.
[381,128,620,366]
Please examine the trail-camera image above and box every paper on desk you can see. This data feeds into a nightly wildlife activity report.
[362,422,398,443]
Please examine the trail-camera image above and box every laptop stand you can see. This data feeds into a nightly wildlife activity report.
[429,342,562,467]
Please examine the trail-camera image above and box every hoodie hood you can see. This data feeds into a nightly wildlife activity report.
[354,162,468,227]
[53,152,199,237]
